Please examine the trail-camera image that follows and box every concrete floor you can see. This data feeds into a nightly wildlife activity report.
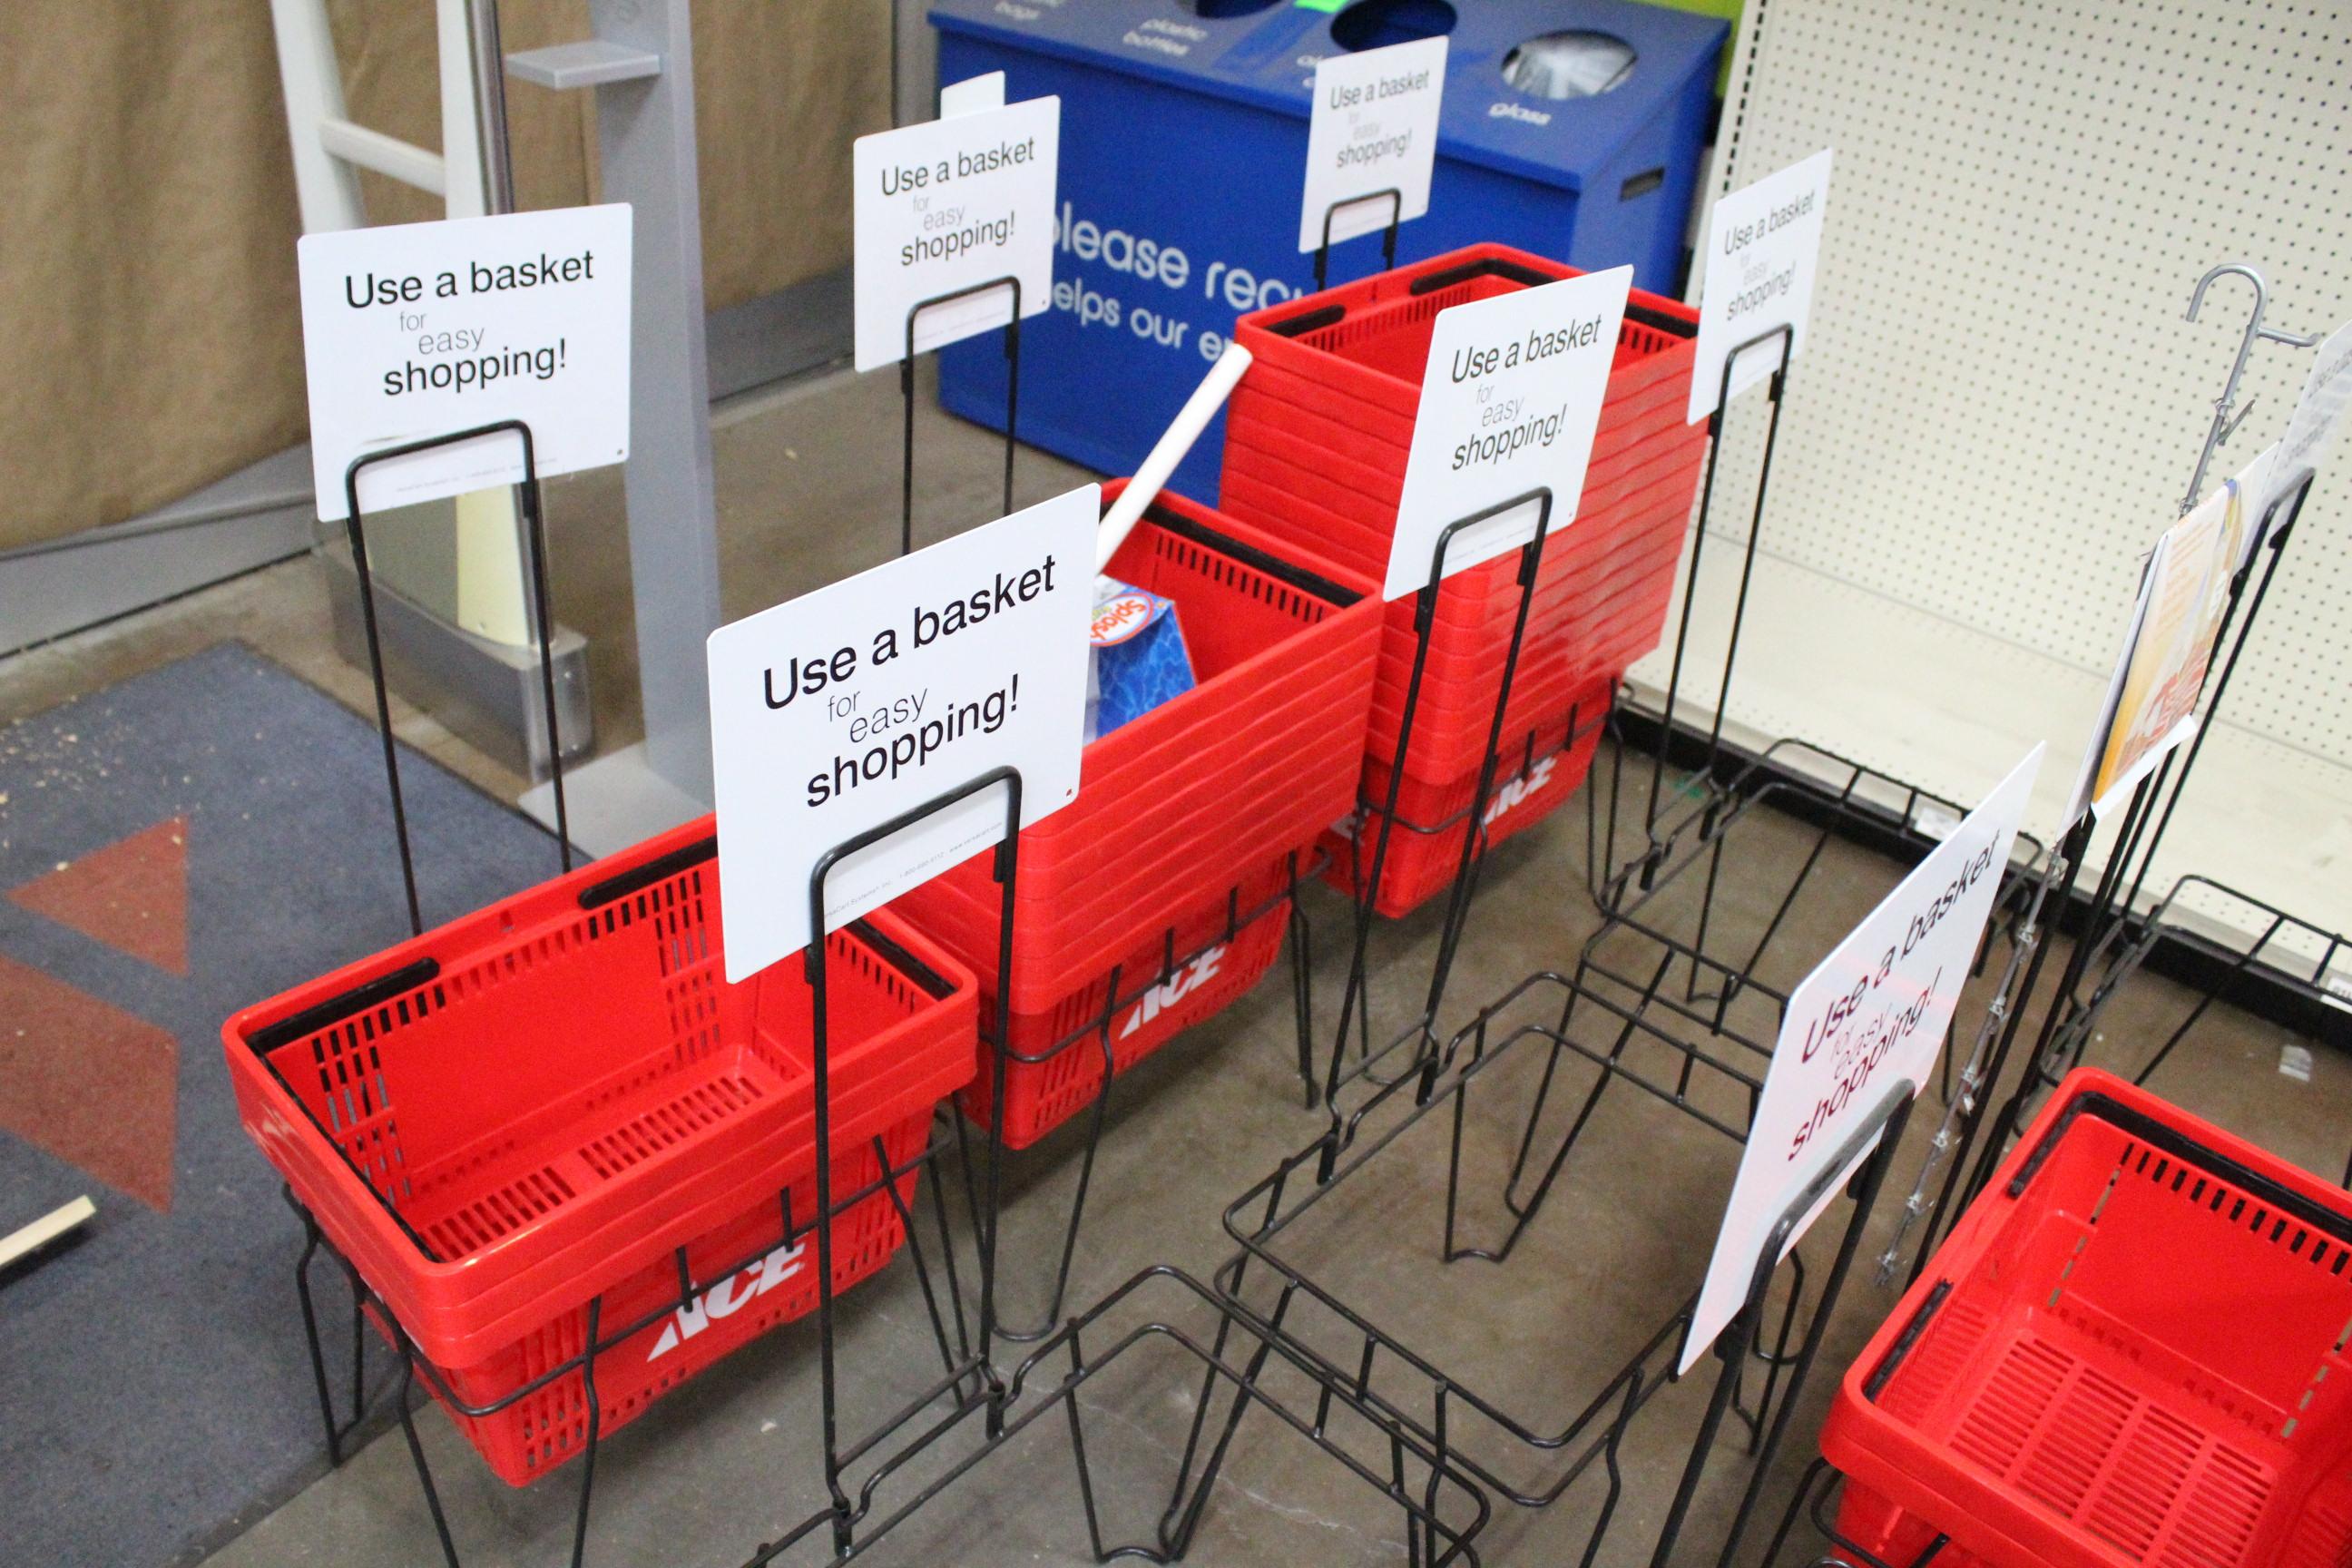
[5,363,2345,1567]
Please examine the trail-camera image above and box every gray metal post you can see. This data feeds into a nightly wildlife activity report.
[510,0,723,846]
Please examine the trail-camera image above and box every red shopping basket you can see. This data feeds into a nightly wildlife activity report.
[429,1112,929,1484]
[222,818,978,1482]
[1822,1067,2352,1568]
[952,867,1296,1148]
[1225,243,1702,795]
[1328,674,1615,918]
[888,484,1377,1140]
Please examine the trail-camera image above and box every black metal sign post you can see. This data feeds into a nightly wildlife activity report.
[1325,486,1554,1121]
[804,766,1024,1550]
[342,420,575,933]
[900,276,1023,556]
[1615,322,1794,904]
[1653,1083,1917,1568]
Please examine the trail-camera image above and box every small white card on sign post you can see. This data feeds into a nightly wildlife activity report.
[1298,36,1447,253]
[852,95,1059,373]
[2259,316,2352,527]
[1680,744,2043,1375]
[1384,267,1632,602]
[1688,150,1832,424]
[939,71,1006,119]
[706,485,1094,984]
[298,204,632,520]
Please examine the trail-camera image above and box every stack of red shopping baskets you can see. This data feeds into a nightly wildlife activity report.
[1221,244,1706,916]
[1821,1067,2352,1568]
[889,481,1383,1148]
[223,818,978,1485]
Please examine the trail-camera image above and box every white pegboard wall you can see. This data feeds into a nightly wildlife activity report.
[1700,0,2352,767]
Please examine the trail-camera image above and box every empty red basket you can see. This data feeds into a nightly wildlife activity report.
[889,483,1379,1143]
[222,818,978,1484]
[1822,1067,2352,1568]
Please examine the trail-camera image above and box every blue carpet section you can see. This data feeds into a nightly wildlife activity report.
[0,643,564,1567]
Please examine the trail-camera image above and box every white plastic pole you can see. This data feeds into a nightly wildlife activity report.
[1096,341,1254,572]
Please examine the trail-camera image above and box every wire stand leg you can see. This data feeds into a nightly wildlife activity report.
[293,1214,348,1465]
[391,1347,463,1568]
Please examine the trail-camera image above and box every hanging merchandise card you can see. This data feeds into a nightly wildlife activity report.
[1681,744,2042,1374]
[1384,267,1631,601]
[1298,35,1447,252]
[1688,150,1832,423]
[853,95,1059,372]
[706,485,1093,983]
[2063,473,2250,826]
[298,204,632,519]
[2252,316,2352,544]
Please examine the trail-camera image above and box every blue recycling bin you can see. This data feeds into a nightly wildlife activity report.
[931,0,1725,502]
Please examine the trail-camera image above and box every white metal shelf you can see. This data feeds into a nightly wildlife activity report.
[1666,0,2352,969]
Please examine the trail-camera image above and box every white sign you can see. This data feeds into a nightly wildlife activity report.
[2257,316,2352,530]
[1688,151,1832,423]
[707,487,1095,982]
[1385,267,1631,601]
[1298,36,1447,253]
[939,71,1006,119]
[298,205,632,519]
[852,96,1059,373]
[1681,745,2043,1374]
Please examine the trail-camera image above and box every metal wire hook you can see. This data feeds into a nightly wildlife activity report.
[2180,261,2323,514]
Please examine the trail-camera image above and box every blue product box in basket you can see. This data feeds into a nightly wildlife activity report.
[1087,577,1194,741]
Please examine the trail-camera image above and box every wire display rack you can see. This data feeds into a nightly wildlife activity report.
[734,1267,1493,1565]
[1200,292,2073,1565]
[1217,950,1916,1564]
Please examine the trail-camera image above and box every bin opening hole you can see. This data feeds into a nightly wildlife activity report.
[1330,0,1457,54]
[1177,0,1281,16]
[1502,31,1637,99]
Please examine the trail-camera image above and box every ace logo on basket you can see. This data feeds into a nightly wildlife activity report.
[648,1242,806,1361]
[1482,753,1557,828]
[1121,943,1226,1038]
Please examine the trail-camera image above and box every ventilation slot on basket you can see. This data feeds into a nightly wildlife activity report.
[1950,1334,2275,1565]
[2151,1447,2269,1567]
[420,1164,575,1259]
[1880,1296,1994,1427]
[508,1313,591,1477]
[664,969,723,1067]
[2271,1490,2352,1568]
[1953,1337,2076,1476]
[835,931,920,1015]
[644,869,713,979]
[2128,1142,2352,1282]
[575,1076,763,1181]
